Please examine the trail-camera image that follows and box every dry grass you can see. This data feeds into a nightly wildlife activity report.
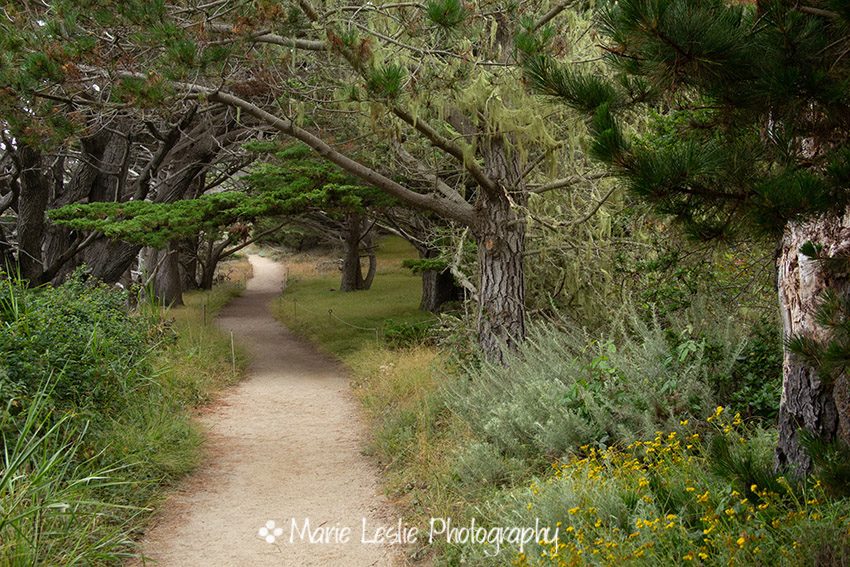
[215,254,253,285]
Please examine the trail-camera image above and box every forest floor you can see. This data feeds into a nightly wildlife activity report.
[137,254,399,566]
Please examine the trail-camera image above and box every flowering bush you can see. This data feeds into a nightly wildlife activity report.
[464,408,850,566]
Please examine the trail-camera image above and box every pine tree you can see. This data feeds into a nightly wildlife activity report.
[524,0,850,475]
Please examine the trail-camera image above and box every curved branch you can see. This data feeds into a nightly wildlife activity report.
[204,90,477,225]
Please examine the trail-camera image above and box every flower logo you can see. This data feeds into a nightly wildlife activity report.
[258,520,284,544]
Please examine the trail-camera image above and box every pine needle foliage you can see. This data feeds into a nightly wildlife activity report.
[425,0,467,29]
[365,63,406,100]
[49,144,393,248]
[523,0,850,239]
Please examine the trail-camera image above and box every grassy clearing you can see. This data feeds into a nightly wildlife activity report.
[0,255,252,565]
[273,236,433,358]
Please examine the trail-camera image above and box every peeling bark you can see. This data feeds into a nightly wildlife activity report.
[776,211,850,476]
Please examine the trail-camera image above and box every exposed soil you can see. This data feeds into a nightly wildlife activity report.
[138,254,399,566]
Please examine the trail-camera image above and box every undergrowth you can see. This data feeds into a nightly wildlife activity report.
[0,256,250,564]
[277,236,846,566]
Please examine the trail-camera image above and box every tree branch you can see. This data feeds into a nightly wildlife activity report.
[532,1,574,31]
[204,90,476,224]
[220,221,287,259]
[207,23,326,51]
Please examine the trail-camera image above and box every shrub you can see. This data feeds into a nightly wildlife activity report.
[455,409,850,566]
[444,313,733,466]
[721,318,782,421]
[0,272,162,416]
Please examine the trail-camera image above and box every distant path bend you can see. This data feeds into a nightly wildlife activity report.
[139,254,398,566]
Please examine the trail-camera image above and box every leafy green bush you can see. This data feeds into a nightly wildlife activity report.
[0,272,162,416]
[712,318,782,421]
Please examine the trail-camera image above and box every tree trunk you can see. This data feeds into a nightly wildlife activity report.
[361,222,377,291]
[474,194,526,364]
[200,262,217,290]
[199,238,228,290]
[142,243,184,306]
[16,145,49,282]
[476,135,527,364]
[419,248,462,313]
[85,241,143,283]
[340,212,365,292]
[775,212,850,476]
[178,238,200,291]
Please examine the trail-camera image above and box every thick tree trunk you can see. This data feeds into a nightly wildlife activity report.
[142,243,184,306]
[475,195,526,364]
[85,240,143,283]
[16,145,49,282]
[775,212,850,476]
[475,134,527,364]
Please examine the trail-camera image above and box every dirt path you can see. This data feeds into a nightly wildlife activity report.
[139,254,399,566]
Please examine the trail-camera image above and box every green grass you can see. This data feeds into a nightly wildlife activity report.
[0,258,251,565]
[274,236,433,359]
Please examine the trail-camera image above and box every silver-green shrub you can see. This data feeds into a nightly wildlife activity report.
[445,311,742,463]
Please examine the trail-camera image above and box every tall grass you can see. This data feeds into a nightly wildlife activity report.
[0,382,135,565]
[0,256,251,564]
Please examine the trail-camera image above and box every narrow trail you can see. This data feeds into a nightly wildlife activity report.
[139,255,399,566]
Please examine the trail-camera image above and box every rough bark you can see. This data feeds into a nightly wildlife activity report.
[16,145,49,282]
[475,137,527,364]
[199,237,229,290]
[178,237,200,291]
[474,196,526,364]
[775,211,850,476]
[142,242,184,306]
[44,129,121,282]
[84,240,143,283]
